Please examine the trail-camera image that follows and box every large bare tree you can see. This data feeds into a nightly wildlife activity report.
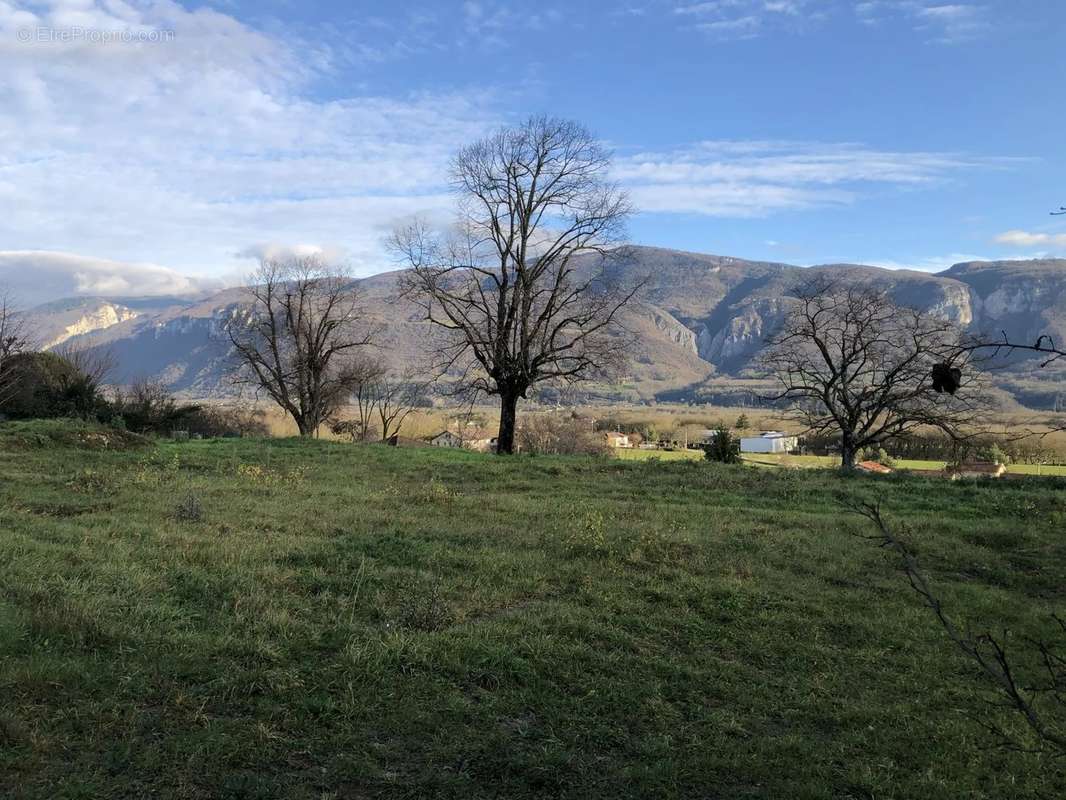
[761,277,982,471]
[0,288,31,407]
[225,256,373,437]
[392,115,638,454]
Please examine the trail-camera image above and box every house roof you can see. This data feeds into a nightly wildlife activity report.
[857,460,893,474]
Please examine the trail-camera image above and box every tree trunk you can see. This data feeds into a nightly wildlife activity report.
[840,433,858,473]
[496,392,519,455]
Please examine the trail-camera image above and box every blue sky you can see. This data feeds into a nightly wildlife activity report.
[0,0,1063,303]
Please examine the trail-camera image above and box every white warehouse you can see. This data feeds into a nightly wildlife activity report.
[739,431,798,454]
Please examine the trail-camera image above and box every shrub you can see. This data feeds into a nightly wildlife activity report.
[107,380,191,434]
[107,381,268,438]
[518,414,609,456]
[978,443,1011,465]
[392,578,453,632]
[563,510,610,558]
[0,352,105,420]
[173,493,204,523]
[703,427,741,464]
[184,405,269,438]
[875,448,897,468]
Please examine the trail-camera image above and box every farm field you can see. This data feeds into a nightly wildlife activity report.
[1,420,1065,799]
[614,447,704,462]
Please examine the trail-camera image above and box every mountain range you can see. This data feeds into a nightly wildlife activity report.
[19,247,1066,408]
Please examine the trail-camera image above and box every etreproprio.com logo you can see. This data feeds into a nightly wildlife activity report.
[17,26,176,44]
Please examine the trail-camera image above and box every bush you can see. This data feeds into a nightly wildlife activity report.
[518,414,609,456]
[183,405,270,438]
[703,427,741,464]
[978,443,1011,466]
[173,493,204,523]
[0,352,105,420]
[107,381,269,438]
[106,380,191,433]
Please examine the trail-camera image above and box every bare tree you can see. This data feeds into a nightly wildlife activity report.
[761,277,983,471]
[0,288,31,407]
[225,256,374,437]
[329,358,427,442]
[333,354,387,441]
[374,370,429,441]
[392,115,638,454]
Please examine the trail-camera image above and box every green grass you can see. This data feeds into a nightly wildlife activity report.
[740,451,1066,475]
[2,419,1065,799]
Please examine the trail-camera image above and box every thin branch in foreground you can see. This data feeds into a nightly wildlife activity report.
[846,500,1066,758]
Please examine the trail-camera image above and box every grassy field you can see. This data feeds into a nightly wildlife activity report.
[2,419,1065,798]
[739,452,1066,475]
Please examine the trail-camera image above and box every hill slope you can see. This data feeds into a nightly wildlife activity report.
[1,425,1063,798]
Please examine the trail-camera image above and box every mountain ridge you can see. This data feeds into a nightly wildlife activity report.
[22,246,1066,406]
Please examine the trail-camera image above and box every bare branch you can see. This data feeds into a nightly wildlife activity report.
[848,501,1066,757]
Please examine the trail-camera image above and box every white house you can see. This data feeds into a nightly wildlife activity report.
[428,430,464,448]
[602,431,631,448]
[739,431,798,454]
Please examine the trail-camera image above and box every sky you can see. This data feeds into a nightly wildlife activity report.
[0,0,1064,305]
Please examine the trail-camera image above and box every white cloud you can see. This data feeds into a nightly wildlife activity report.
[995,230,1066,248]
[0,0,500,294]
[674,0,816,38]
[615,140,1007,217]
[235,242,349,265]
[856,1,989,42]
[674,1,992,43]
[0,250,217,306]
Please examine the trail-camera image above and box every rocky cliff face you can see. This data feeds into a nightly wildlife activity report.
[651,311,698,354]
[31,300,140,349]
[32,247,1066,404]
[699,297,789,367]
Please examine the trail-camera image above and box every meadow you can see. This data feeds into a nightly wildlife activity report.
[1,419,1064,798]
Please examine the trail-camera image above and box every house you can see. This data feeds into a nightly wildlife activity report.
[856,460,893,474]
[463,430,498,453]
[428,430,464,448]
[739,431,798,454]
[602,431,630,448]
[945,461,1007,480]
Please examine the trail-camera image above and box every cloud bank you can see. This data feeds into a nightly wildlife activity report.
[0,251,215,307]
[0,0,496,286]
